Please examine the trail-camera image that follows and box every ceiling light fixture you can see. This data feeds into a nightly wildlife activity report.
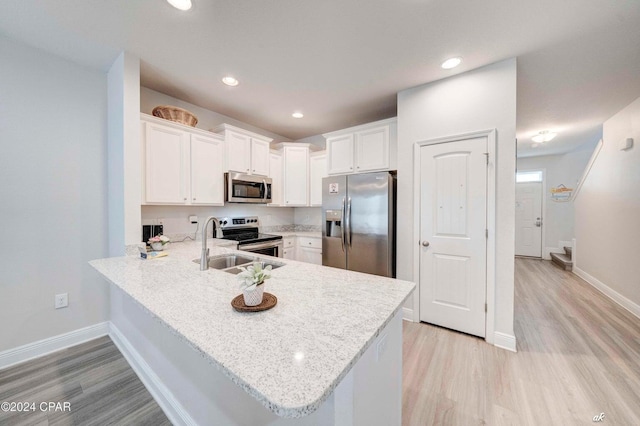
[532,130,557,143]
[167,0,192,11]
[292,112,304,119]
[222,76,239,87]
[441,57,462,69]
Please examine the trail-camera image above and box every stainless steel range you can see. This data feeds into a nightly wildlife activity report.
[216,216,283,258]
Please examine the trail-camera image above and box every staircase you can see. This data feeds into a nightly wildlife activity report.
[551,246,573,271]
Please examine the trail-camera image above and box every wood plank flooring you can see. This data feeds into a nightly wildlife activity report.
[2,258,639,425]
[0,336,170,426]
[403,258,640,425]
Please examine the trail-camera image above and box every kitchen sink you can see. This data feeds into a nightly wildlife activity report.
[193,254,284,274]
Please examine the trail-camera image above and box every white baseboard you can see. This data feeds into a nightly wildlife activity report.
[402,307,414,322]
[573,267,640,320]
[109,323,196,426]
[493,332,517,352]
[0,322,110,370]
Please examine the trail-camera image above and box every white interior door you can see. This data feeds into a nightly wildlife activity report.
[419,137,487,338]
[515,182,543,257]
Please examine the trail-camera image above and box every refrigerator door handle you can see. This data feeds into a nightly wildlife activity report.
[346,197,352,247]
[341,196,346,252]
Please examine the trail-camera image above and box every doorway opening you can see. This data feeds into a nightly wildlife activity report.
[515,169,544,258]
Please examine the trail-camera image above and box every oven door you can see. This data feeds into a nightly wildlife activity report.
[239,240,284,258]
[226,172,272,204]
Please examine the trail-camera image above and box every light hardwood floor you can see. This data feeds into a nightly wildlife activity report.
[0,336,170,426]
[403,258,640,425]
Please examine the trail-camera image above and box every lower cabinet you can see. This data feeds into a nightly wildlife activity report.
[296,236,322,265]
[283,237,296,260]
[281,236,322,264]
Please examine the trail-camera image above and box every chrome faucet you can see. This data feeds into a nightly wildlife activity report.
[200,216,223,271]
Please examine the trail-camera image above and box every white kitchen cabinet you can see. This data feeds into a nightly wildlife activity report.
[269,151,284,206]
[190,134,224,205]
[251,139,270,176]
[214,124,273,177]
[283,145,309,206]
[283,237,296,259]
[324,118,397,175]
[326,134,354,175]
[296,236,322,264]
[309,152,327,207]
[355,126,389,172]
[141,115,224,206]
[144,121,189,204]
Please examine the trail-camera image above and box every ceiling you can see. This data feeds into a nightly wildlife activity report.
[1,1,639,157]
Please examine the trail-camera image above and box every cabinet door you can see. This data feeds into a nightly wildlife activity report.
[327,135,354,175]
[226,130,251,173]
[269,152,283,206]
[298,247,322,264]
[283,247,296,260]
[251,139,271,176]
[145,122,188,204]
[309,154,326,207]
[283,147,309,206]
[355,126,389,172]
[190,134,224,205]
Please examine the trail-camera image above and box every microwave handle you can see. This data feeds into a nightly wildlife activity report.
[262,179,267,203]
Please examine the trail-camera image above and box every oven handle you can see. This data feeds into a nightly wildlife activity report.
[239,240,283,253]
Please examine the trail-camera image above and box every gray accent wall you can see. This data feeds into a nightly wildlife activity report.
[0,36,110,351]
[574,96,640,308]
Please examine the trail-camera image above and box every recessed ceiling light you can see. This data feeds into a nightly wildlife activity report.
[292,112,304,118]
[167,0,192,11]
[532,130,557,143]
[222,76,239,87]
[441,57,462,69]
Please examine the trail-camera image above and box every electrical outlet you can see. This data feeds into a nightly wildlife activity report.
[55,293,68,309]
[376,333,388,362]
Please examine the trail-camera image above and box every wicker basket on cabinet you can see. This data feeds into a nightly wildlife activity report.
[152,105,198,127]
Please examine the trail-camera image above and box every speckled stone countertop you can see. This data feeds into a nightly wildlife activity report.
[89,239,415,418]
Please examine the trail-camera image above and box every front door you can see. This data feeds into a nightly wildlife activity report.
[515,182,543,257]
[419,137,487,338]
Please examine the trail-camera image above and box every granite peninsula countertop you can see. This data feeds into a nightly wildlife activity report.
[89,239,415,418]
[269,230,322,238]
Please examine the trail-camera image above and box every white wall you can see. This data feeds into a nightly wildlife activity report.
[0,36,110,351]
[142,205,295,237]
[397,59,517,343]
[141,87,290,142]
[294,207,323,226]
[574,96,640,308]
[517,142,597,257]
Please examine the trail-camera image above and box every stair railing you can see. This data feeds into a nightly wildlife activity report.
[572,139,603,201]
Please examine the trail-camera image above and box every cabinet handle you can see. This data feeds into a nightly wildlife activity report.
[183,197,187,201]
[193,198,196,201]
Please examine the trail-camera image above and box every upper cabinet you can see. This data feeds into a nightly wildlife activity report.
[309,152,327,207]
[269,150,284,206]
[324,118,397,175]
[141,114,224,206]
[213,124,272,176]
[282,145,309,206]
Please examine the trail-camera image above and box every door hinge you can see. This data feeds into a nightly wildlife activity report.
[484,152,489,165]
[485,229,488,238]
[485,303,487,313]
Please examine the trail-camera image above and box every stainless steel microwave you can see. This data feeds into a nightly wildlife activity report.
[225,172,272,204]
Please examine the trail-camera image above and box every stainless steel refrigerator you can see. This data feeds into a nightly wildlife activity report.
[322,171,396,277]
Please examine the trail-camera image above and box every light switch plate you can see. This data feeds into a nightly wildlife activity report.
[55,293,68,309]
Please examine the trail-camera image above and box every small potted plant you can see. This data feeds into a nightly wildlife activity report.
[237,262,272,306]
[148,235,170,251]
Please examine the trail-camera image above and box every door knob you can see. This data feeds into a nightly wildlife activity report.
[422,241,430,247]
[535,217,542,227]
